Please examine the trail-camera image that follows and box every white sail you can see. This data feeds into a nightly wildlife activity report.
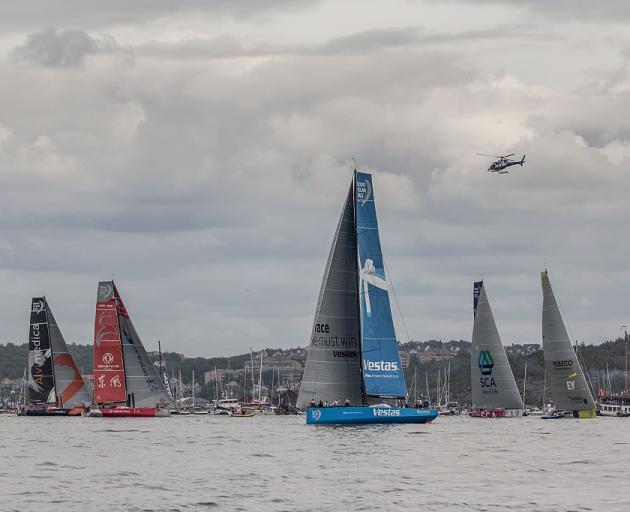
[541,271,595,413]
[470,282,523,410]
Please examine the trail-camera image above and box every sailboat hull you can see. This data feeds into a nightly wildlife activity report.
[306,406,438,425]
[469,408,523,418]
[84,406,170,417]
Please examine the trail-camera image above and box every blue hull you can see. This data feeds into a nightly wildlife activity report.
[306,406,439,425]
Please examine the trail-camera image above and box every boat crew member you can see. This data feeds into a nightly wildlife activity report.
[344,398,351,407]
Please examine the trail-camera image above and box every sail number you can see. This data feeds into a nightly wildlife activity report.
[314,324,330,333]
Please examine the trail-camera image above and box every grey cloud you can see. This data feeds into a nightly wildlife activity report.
[460,0,630,21]
[2,8,630,354]
[0,0,317,31]
[10,28,126,67]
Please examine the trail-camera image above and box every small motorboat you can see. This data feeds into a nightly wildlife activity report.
[541,411,568,419]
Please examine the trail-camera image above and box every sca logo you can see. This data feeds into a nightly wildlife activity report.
[477,350,494,376]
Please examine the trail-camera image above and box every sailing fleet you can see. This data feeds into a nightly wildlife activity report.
[8,169,620,423]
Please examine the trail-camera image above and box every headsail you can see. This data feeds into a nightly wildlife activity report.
[28,298,55,404]
[296,182,363,408]
[355,172,406,398]
[46,299,92,407]
[470,282,523,410]
[158,341,175,401]
[541,271,595,411]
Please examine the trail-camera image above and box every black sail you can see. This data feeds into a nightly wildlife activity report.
[28,298,56,404]
[297,182,363,408]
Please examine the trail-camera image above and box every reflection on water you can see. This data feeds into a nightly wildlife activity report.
[2,415,630,512]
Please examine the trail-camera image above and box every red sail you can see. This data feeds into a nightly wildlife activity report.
[93,282,127,403]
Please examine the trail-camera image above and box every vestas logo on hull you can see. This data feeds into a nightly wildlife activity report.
[372,408,400,417]
[363,360,399,371]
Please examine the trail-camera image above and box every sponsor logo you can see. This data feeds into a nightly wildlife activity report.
[314,323,330,334]
[480,377,497,393]
[333,350,358,358]
[552,360,573,369]
[372,408,401,417]
[312,335,358,348]
[312,409,321,421]
[477,350,494,376]
[97,281,114,302]
[363,360,399,371]
[356,178,372,206]
[102,353,114,365]
[31,300,45,314]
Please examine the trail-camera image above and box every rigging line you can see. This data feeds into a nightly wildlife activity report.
[383,259,411,343]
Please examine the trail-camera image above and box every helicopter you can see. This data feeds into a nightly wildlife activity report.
[476,153,526,174]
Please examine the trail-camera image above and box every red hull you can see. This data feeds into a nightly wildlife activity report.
[469,409,507,418]
[87,407,166,417]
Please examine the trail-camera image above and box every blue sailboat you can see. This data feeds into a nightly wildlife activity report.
[297,170,439,425]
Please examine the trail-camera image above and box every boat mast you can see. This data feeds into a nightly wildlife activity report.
[192,369,195,411]
[522,362,527,412]
[259,352,263,403]
[425,370,430,406]
[623,326,629,395]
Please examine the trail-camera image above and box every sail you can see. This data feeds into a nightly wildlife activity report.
[158,343,175,401]
[470,282,523,410]
[541,271,595,411]
[93,281,127,404]
[46,299,92,407]
[114,283,172,408]
[296,182,363,408]
[28,298,56,404]
[355,171,407,398]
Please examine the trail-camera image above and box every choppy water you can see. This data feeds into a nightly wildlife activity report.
[1,414,629,512]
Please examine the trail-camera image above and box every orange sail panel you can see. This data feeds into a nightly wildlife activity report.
[93,282,127,403]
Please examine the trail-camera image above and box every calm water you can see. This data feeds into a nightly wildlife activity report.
[1,414,629,512]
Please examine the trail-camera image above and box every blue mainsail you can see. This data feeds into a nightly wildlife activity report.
[355,172,407,398]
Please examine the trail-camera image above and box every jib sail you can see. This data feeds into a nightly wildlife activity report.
[355,172,406,398]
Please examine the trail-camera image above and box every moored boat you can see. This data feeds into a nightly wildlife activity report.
[297,169,438,425]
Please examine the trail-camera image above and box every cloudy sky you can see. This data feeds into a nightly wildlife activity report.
[1,0,629,356]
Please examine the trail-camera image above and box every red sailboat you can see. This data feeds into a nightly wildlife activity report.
[85,281,172,417]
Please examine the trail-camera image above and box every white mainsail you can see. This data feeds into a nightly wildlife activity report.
[471,281,523,410]
[541,271,595,413]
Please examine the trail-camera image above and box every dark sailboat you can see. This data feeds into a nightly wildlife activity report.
[297,170,438,424]
[23,297,91,416]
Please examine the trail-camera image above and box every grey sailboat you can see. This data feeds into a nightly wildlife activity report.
[470,281,523,417]
[541,271,596,418]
